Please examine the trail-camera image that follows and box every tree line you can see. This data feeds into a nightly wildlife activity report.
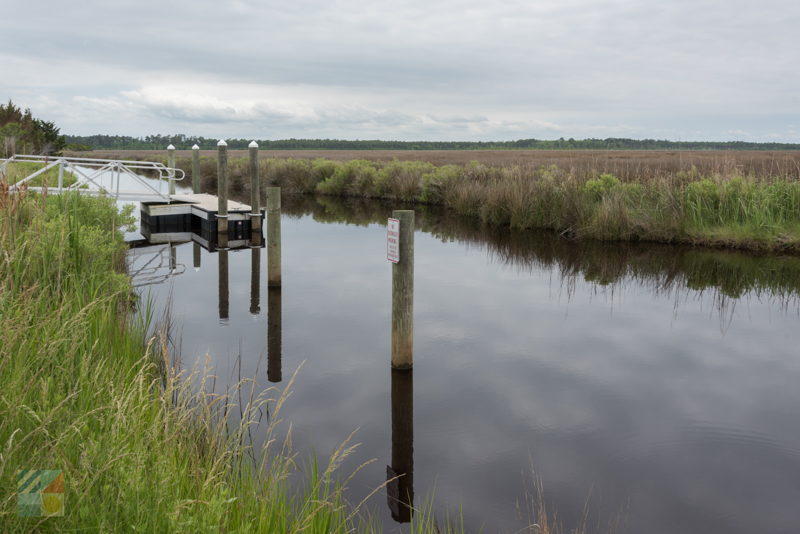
[1,100,66,157]
[64,134,800,151]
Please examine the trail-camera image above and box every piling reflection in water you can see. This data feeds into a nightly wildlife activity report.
[170,244,177,272]
[267,287,282,382]
[387,368,413,523]
[250,247,261,315]
[193,243,201,270]
[218,248,229,323]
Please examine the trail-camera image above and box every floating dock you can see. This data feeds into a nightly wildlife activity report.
[140,193,264,250]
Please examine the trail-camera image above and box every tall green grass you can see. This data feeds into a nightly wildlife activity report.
[0,189,377,532]
[196,157,800,252]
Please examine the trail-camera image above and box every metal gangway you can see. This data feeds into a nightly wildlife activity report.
[0,154,185,201]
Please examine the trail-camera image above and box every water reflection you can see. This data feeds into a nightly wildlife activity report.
[282,195,800,316]
[250,248,261,315]
[267,287,282,383]
[128,243,185,287]
[218,249,229,323]
[387,368,414,523]
[170,244,177,272]
[193,242,201,270]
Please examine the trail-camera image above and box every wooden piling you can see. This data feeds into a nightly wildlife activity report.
[191,144,201,194]
[249,141,262,246]
[266,187,281,287]
[391,210,414,369]
[217,139,229,248]
[167,144,176,195]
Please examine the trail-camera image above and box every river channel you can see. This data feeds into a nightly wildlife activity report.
[127,194,800,534]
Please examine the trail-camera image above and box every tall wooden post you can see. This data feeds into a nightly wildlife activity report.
[191,144,201,193]
[167,144,176,195]
[249,141,262,246]
[387,368,414,523]
[266,187,281,287]
[267,287,282,383]
[391,210,414,369]
[217,139,229,249]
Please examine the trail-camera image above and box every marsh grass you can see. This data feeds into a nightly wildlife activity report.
[0,188,374,532]
[87,150,800,251]
[239,158,800,252]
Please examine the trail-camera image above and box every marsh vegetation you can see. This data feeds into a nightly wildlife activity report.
[79,149,800,252]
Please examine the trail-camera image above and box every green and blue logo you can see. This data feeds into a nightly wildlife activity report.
[16,469,64,517]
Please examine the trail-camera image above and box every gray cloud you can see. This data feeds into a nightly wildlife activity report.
[2,0,798,140]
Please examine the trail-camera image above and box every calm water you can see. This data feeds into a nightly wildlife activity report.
[128,196,800,533]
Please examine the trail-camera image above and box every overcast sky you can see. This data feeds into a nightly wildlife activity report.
[2,0,798,141]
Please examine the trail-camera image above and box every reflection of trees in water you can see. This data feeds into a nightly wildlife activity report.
[281,195,800,318]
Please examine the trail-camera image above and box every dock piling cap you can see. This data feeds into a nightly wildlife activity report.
[217,139,227,147]
[249,140,259,148]
[192,144,200,150]
[167,144,175,150]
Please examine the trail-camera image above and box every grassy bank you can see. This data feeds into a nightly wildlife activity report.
[0,189,389,532]
[233,158,800,253]
[94,151,800,253]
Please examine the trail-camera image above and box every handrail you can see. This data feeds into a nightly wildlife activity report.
[1,154,186,201]
[0,154,185,182]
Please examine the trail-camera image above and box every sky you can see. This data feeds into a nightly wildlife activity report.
[1,0,798,142]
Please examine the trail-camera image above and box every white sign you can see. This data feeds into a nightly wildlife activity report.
[387,218,400,263]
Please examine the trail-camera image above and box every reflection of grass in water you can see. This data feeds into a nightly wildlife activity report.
[1,161,78,187]
[282,195,800,310]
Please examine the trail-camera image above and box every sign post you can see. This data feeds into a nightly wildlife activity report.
[390,211,414,369]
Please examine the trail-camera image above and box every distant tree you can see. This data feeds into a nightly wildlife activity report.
[0,122,23,157]
[0,100,67,156]
[60,131,800,152]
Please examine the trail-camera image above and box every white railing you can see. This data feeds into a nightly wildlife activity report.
[0,155,186,201]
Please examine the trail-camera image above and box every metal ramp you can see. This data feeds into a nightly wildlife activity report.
[0,154,185,201]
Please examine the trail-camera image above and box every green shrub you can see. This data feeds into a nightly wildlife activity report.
[583,173,621,199]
